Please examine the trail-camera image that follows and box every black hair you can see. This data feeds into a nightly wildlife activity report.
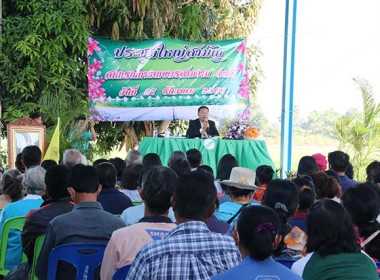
[342,183,380,259]
[174,169,217,221]
[324,170,340,183]
[292,176,315,212]
[186,149,202,168]
[216,154,239,193]
[328,151,350,172]
[366,161,380,182]
[237,205,279,260]
[307,171,341,199]
[346,162,354,179]
[306,199,360,257]
[256,165,274,184]
[93,158,109,166]
[141,167,177,214]
[142,153,162,169]
[15,153,25,173]
[227,186,253,198]
[198,165,214,179]
[198,106,209,113]
[169,159,191,177]
[1,170,23,201]
[41,160,57,171]
[121,163,144,190]
[109,157,126,182]
[45,165,70,200]
[22,145,42,168]
[95,162,116,189]
[262,179,299,255]
[297,156,319,175]
[66,164,99,193]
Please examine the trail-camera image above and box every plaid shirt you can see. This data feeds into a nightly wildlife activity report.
[127,221,241,280]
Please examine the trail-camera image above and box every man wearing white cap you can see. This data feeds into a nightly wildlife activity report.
[214,167,263,224]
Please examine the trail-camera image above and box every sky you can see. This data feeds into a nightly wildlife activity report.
[250,0,380,123]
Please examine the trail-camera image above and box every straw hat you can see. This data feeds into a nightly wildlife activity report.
[221,167,262,190]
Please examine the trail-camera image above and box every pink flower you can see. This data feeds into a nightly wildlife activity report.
[91,59,103,71]
[238,86,250,99]
[240,75,250,88]
[237,63,246,74]
[97,77,105,84]
[88,37,101,56]
[236,41,247,56]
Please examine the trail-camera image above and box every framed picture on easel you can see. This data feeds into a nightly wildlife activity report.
[7,121,46,169]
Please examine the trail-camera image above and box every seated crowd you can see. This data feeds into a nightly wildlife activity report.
[0,146,379,280]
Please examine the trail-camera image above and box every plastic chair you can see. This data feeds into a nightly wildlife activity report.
[112,264,131,280]
[30,234,45,280]
[47,243,107,280]
[0,216,27,276]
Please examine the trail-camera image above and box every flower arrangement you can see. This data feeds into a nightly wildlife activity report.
[244,127,260,139]
[225,121,250,140]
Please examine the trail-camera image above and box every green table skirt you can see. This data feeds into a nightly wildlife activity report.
[138,137,275,174]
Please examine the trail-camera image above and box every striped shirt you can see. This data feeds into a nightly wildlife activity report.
[127,221,241,279]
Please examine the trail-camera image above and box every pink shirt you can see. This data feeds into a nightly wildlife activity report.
[100,221,176,280]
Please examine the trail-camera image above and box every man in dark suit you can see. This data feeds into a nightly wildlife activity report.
[186,106,219,138]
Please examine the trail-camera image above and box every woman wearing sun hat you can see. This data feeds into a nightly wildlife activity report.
[214,167,262,224]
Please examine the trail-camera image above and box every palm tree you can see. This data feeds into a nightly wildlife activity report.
[333,77,380,180]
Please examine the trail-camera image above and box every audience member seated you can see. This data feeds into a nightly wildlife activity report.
[35,164,125,280]
[324,169,341,183]
[328,150,357,193]
[21,145,42,171]
[212,205,302,280]
[253,165,274,202]
[126,150,142,166]
[40,159,57,170]
[215,154,239,202]
[0,169,23,209]
[0,166,46,270]
[95,162,132,214]
[308,171,342,202]
[15,153,25,174]
[292,199,378,279]
[290,176,316,231]
[109,157,126,187]
[297,156,319,175]
[93,158,109,166]
[127,169,240,279]
[312,153,327,171]
[120,163,144,203]
[167,150,187,167]
[186,148,202,171]
[194,165,230,234]
[366,161,380,182]
[262,179,307,260]
[168,159,191,177]
[62,149,87,168]
[142,153,162,169]
[6,166,74,279]
[214,167,260,224]
[342,183,380,261]
[101,167,177,279]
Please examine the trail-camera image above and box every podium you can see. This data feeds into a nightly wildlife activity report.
[138,137,275,174]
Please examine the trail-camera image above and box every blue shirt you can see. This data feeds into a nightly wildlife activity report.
[214,201,259,224]
[70,130,92,151]
[212,256,303,280]
[127,221,241,279]
[0,197,43,270]
[339,175,357,193]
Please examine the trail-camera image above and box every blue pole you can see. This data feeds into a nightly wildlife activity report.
[280,0,297,178]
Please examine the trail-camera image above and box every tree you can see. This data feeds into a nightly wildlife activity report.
[1,0,263,158]
[332,78,380,180]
